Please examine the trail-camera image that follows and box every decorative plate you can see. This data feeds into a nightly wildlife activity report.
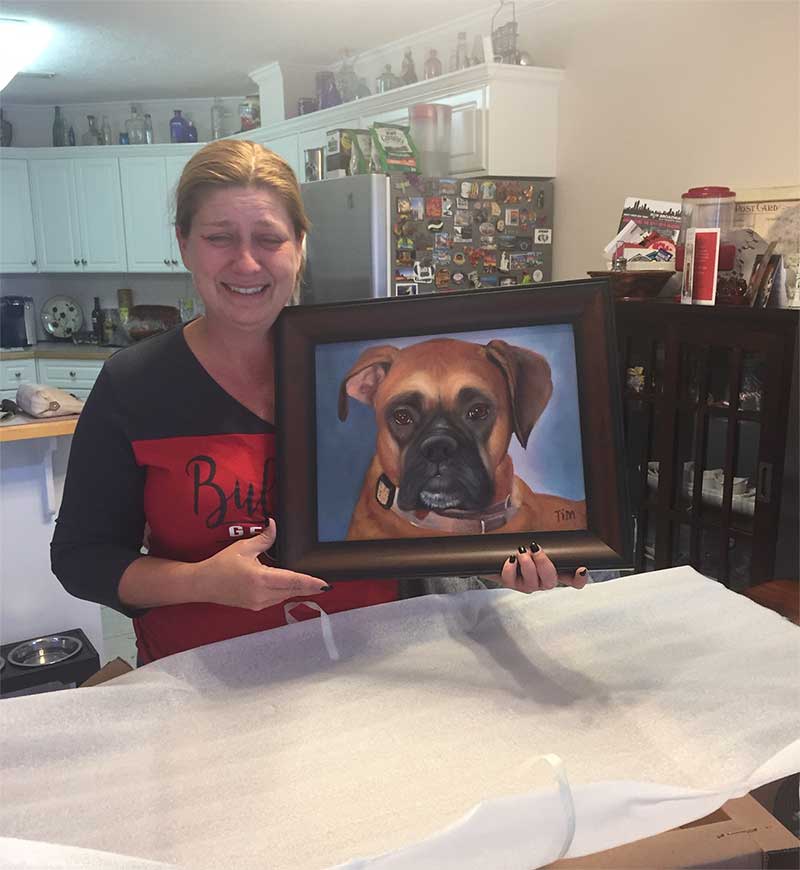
[41,295,84,339]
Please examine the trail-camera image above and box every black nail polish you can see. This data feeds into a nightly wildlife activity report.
[518,545,526,554]
[508,554,517,564]
[529,541,540,553]
[320,585,332,592]
[578,568,587,576]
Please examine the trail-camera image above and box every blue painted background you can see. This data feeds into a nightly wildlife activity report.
[315,323,585,541]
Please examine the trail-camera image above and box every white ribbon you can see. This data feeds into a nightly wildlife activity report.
[533,753,576,860]
[283,601,340,661]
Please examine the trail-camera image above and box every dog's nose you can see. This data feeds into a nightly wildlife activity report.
[420,432,459,463]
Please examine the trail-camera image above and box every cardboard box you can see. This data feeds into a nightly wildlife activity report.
[80,656,133,687]
[549,794,799,869]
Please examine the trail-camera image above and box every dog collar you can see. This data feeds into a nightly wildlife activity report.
[375,473,518,534]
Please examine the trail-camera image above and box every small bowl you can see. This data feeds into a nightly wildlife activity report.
[7,635,83,668]
[588,270,675,300]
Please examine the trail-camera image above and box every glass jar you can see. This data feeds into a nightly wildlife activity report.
[81,115,103,146]
[144,113,154,144]
[100,115,112,145]
[376,64,401,94]
[676,186,737,272]
[125,105,146,145]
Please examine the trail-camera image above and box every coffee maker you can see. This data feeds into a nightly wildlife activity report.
[0,296,37,348]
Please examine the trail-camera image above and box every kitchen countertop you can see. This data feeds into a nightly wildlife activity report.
[0,412,80,442]
[0,342,121,362]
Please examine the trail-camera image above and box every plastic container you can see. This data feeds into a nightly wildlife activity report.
[409,103,452,178]
[676,186,736,271]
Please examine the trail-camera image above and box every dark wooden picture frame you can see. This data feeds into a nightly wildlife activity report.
[275,279,633,580]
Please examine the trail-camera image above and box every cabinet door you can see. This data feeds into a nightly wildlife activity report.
[73,157,128,272]
[0,159,38,273]
[29,159,83,272]
[119,157,174,272]
[164,154,192,271]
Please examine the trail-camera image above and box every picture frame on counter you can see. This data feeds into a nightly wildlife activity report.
[274,279,633,581]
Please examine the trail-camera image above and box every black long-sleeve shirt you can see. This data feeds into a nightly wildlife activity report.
[51,326,397,663]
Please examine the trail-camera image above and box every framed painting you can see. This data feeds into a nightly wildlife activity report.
[275,279,633,580]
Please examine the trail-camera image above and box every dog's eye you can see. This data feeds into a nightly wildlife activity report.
[392,408,414,426]
[466,403,490,421]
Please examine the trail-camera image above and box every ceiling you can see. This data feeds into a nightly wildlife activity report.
[0,0,510,104]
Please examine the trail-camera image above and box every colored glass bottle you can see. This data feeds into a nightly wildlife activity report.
[169,110,189,143]
[423,49,442,80]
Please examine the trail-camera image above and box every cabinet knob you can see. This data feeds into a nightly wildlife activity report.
[171,259,178,266]
[30,259,37,266]
[69,371,76,378]
[14,371,21,378]
[164,258,170,265]
[81,258,87,266]
[73,258,80,266]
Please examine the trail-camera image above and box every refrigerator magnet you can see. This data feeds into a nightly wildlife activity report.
[425,197,442,218]
[395,282,418,296]
[481,181,497,200]
[442,197,453,217]
[535,229,553,245]
[456,197,469,210]
[452,252,466,266]
[397,198,411,214]
[435,269,451,289]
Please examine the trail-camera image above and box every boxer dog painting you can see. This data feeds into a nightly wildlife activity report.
[338,337,586,541]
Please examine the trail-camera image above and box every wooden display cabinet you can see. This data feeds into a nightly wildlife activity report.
[615,301,798,589]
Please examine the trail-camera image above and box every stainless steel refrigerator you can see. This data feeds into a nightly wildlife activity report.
[300,173,554,305]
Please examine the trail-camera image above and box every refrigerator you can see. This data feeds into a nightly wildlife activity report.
[300,173,554,305]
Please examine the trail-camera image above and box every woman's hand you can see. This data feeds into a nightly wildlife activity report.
[193,519,330,610]
[498,542,588,594]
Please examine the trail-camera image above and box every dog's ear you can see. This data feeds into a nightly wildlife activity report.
[338,345,400,421]
[484,339,553,448]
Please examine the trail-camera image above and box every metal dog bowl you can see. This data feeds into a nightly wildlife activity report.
[7,635,83,668]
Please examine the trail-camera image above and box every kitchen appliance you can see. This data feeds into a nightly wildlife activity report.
[300,173,554,305]
[0,295,37,348]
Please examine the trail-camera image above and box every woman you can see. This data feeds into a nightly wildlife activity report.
[51,140,586,665]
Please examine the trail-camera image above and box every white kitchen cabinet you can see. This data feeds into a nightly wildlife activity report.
[247,62,562,178]
[28,157,127,273]
[120,151,196,273]
[37,358,105,400]
[0,159,38,273]
[0,358,37,403]
[263,133,301,181]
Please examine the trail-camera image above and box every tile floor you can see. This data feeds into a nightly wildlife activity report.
[100,606,137,668]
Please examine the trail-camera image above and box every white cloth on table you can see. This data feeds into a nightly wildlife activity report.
[1,566,798,869]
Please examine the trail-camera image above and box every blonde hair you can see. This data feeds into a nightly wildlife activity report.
[174,140,310,302]
[174,139,309,239]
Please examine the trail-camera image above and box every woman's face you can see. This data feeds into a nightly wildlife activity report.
[176,185,303,334]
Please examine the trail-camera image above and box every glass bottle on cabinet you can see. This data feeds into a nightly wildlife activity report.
[52,106,66,146]
[423,49,442,80]
[100,115,112,145]
[125,105,146,144]
[81,115,103,145]
[144,113,154,144]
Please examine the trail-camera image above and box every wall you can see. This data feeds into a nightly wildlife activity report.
[514,0,800,280]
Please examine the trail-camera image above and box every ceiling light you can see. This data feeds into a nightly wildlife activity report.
[0,18,52,92]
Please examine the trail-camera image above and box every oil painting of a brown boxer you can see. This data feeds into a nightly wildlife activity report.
[337,336,587,541]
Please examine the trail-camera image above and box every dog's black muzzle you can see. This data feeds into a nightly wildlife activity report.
[397,413,493,512]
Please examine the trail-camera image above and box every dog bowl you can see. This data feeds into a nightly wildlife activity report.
[7,635,83,668]
[588,270,675,300]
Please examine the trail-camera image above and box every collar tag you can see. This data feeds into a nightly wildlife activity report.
[375,473,396,510]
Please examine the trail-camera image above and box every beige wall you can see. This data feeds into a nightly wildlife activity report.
[517,0,800,280]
